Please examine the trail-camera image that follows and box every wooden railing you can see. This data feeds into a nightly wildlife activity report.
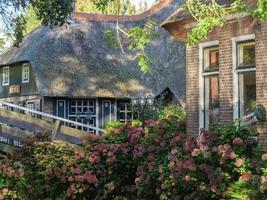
[0,101,104,152]
[0,101,104,134]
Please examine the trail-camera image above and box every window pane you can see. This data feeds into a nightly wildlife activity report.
[204,75,220,128]
[238,42,255,67]
[22,65,30,82]
[83,107,88,113]
[89,100,94,106]
[119,113,125,121]
[117,101,132,123]
[204,47,219,70]
[71,101,76,106]
[3,67,9,85]
[77,107,82,113]
[127,112,132,120]
[239,71,256,117]
[120,103,126,110]
[83,101,88,106]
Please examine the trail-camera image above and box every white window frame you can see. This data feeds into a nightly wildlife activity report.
[199,40,219,131]
[118,101,133,123]
[22,63,30,83]
[26,99,40,117]
[232,34,255,120]
[2,66,9,86]
[68,99,96,133]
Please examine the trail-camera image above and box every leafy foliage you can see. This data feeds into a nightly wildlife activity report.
[24,5,41,35]
[77,0,138,15]
[184,0,267,45]
[159,105,186,120]
[104,20,158,73]
[127,20,158,73]
[0,0,73,46]
[0,118,266,199]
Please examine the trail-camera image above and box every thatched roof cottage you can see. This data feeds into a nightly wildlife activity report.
[0,0,186,132]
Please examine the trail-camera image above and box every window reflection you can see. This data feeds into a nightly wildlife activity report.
[205,75,220,129]
[238,71,256,117]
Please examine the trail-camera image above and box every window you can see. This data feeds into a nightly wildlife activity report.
[26,100,40,117]
[117,101,133,123]
[68,100,96,133]
[2,66,9,86]
[204,47,219,71]
[0,136,9,144]
[236,40,256,118]
[22,63,30,83]
[237,41,255,68]
[26,101,36,116]
[199,42,220,130]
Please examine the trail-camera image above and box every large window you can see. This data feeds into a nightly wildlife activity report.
[117,101,133,123]
[200,45,220,129]
[22,63,30,83]
[68,100,96,133]
[2,66,9,86]
[237,40,256,118]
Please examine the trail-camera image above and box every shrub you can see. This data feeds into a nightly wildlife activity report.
[0,119,266,200]
[159,105,186,120]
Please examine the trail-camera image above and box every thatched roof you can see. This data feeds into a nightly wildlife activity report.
[0,0,186,104]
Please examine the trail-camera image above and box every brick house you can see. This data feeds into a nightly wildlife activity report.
[162,0,267,148]
[0,0,186,134]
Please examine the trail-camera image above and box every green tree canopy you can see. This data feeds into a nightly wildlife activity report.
[0,0,73,46]
[76,0,138,15]
[185,0,267,45]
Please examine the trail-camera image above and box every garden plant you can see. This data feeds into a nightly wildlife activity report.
[0,113,266,199]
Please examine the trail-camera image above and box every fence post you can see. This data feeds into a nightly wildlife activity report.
[51,120,61,140]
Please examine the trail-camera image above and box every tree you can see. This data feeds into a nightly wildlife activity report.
[24,5,41,35]
[0,0,73,46]
[75,0,144,15]
[184,0,267,45]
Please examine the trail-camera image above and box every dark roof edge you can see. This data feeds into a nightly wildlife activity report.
[0,60,28,67]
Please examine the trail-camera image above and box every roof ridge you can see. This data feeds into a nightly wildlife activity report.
[73,0,173,22]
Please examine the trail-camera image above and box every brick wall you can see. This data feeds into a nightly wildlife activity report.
[185,16,255,135]
[186,45,199,135]
[255,21,267,150]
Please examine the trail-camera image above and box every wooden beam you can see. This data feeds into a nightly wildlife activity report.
[0,143,19,153]
[0,108,101,144]
[0,124,29,140]
[52,120,61,140]
[0,108,53,133]
[0,101,104,133]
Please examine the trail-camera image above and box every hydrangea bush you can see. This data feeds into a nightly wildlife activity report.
[0,116,266,200]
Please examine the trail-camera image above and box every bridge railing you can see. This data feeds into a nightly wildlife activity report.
[0,101,104,152]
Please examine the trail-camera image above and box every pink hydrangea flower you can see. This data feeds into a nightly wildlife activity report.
[233,137,244,146]
[234,158,244,168]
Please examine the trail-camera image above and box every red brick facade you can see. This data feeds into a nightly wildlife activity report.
[185,16,267,149]
[255,22,267,149]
